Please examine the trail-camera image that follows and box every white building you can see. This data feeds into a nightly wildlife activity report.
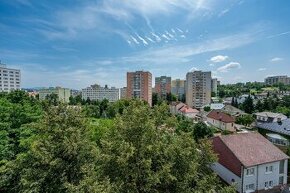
[186,71,211,109]
[255,112,287,123]
[207,110,236,131]
[211,78,218,94]
[82,84,119,102]
[0,63,21,92]
[211,133,288,193]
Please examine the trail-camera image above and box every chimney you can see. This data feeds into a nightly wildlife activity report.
[277,118,282,125]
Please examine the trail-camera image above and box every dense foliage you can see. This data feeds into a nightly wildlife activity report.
[0,91,235,192]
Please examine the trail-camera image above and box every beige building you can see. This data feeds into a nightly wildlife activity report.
[171,79,185,100]
[186,71,211,108]
[0,63,21,92]
[155,76,171,99]
[265,76,290,85]
[127,71,152,106]
[120,87,127,99]
[39,87,71,103]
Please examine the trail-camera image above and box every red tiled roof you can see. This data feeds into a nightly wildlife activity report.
[213,132,289,168]
[180,106,199,113]
[207,110,235,123]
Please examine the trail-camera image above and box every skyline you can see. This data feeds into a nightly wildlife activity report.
[1,0,290,89]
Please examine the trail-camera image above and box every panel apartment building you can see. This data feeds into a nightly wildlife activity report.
[127,71,152,106]
[0,63,21,92]
[186,71,211,109]
[265,75,290,85]
[155,76,171,99]
[171,79,185,100]
[82,84,119,102]
[39,87,71,103]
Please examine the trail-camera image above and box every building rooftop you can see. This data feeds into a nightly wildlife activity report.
[255,112,287,119]
[210,103,225,110]
[180,106,199,113]
[257,119,290,136]
[213,132,288,168]
[207,110,235,123]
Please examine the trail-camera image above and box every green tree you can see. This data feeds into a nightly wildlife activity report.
[235,114,255,126]
[242,95,254,114]
[193,122,213,141]
[9,105,108,192]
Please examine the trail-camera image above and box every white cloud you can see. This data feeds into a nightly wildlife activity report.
[217,62,241,72]
[210,55,228,63]
[209,63,215,67]
[270,57,283,62]
[151,32,162,42]
[258,68,266,71]
[189,67,199,72]
[130,35,140,44]
[267,31,290,39]
[136,34,148,45]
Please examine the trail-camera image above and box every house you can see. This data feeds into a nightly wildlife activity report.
[211,132,288,193]
[207,110,236,131]
[222,104,246,118]
[179,105,199,119]
[255,112,287,123]
[210,103,225,110]
[256,119,290,147]
[266,133,289,147]
[169,102,186,115]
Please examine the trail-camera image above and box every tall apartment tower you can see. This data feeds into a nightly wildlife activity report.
[171,79,186,100]
[186,71,212,109]
[155,76,171,98]
[0,62,21,92]
[211,78,218,94]
[127,71,152,106]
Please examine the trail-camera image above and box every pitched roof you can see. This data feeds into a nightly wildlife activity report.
[207,110,235,123]
[222,105,245,115]
[215,132,288,168]
[180,106,199,113]
[254,112,287,119]
[257,119,290,136]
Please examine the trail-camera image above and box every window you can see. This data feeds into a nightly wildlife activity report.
[269,181,273,188]
[279,176,284,185]
[246,184,255,191]
[280,160,285,174]
[265,165,273,173]
[264,182,268,189]
[246,168,254,176]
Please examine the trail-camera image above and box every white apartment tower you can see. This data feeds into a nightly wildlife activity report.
[186,71,211,108]
[0,62,21,92]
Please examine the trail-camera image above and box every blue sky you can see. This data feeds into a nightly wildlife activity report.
[0,0,290,89]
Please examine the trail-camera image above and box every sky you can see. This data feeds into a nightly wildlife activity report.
[0,0,290,89]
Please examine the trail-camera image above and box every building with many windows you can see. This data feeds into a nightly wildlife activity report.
[39,87,71,103]
[127,71,152,106]
[0,63,21,92]
[171,79,185,100]
[211,132,288,193]
[186,71,211,108]
[120,87,127,99]
[211,78,218,95]
[265,75,290,85]
[82,84,119,102]
[155,76,171,99]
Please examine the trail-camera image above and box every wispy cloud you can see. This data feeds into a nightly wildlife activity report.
[258,68,266,71]
[270,57,283,62]
[210,55,228,63]
[267,31,290,39]
[217,62,241,72]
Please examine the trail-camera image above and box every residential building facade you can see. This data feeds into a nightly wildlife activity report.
[171,79,185,100]
[211,78,218,95]
[39,87,71,103]
[120,87,127,99]
[127,71,152,106]
[82,84,119,102]
[155,76,171,98]
[255,112,287,123]
[211,133,288,193]
[265,76,290,86]
[186,71,211,108]
[0,63,21,92]
[207,110,236,131]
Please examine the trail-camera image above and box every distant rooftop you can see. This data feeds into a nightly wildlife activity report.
[257,119,290,136]
[255,112,287,119]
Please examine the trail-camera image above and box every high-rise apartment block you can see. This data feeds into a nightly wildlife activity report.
[127,71,152,106]
[211,78,218,94]
[171,79,185,100]
[39,87,71,103]
[155,76,171,98]
[82,84,119,102]
[265,76,290,85]
[186,71,212,108]
[120,87,127,99]
[0,63,21,92]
